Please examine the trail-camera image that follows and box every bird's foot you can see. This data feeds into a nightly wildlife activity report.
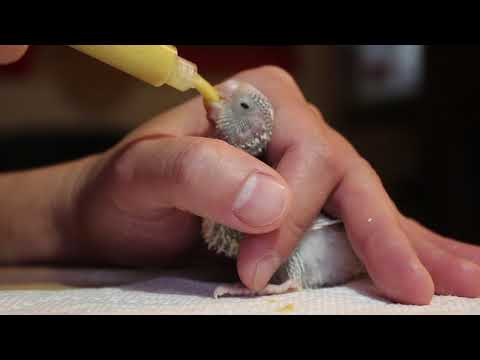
[213,280,302,299]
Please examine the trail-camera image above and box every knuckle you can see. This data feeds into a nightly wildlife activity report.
[340,156,387,202]
[307,139,332,167]
[314,141,339,174]
[307,102,326,122]
[259,65,299,88]
[298,135,342,179]
[296,102,330,136]
[355,157,383,184]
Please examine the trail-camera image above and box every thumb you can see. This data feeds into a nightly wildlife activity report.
[0,45,28,65]
[110,136,292,234]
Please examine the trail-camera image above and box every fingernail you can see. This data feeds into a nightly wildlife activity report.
[252,253,282,291]
[233,173,288,228]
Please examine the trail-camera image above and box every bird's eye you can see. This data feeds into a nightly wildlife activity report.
[240,102,250,110]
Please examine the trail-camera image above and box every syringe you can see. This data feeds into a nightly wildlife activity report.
[69,45,220,103]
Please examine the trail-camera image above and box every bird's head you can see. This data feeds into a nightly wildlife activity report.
[205,80,274,157]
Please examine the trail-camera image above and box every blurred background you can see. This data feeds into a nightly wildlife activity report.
[0,45,477,245]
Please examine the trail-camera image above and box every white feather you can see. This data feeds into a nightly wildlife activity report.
[293,215,364,288]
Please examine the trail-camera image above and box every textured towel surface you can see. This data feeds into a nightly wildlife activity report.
[0,267,478,315]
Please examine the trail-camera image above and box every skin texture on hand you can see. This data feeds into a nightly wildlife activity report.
[1,61,480,305]
[0,45,29,65]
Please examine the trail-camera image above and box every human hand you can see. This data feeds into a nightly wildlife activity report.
[0,45,28,65]
[6,66,479,305]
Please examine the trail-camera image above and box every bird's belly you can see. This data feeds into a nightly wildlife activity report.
[273,219,365,288]
[202,215,365,289]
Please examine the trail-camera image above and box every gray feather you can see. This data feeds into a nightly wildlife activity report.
[202,81,365,290]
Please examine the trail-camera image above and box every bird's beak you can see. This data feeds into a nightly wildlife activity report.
[204,100,223,127]
[203,79,242,126]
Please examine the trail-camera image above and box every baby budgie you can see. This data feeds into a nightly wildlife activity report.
[202,80,365,298]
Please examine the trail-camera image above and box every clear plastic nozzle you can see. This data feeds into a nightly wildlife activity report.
[166,56,197,91]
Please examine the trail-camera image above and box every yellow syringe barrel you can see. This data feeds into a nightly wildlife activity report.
[69,45,219,102]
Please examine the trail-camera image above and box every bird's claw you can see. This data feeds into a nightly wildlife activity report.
[213,280,303,299]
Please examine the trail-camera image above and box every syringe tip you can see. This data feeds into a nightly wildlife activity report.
[193,74,220,103]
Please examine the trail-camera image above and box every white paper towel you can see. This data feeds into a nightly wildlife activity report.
[0,267,479,315]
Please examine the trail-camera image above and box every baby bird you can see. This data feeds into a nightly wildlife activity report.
[202,80,365,298]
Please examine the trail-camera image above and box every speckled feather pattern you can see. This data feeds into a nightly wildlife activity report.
[202,81,274,257]
[205,81,274,158]
[202,81,365,291]
[201,218,242,258]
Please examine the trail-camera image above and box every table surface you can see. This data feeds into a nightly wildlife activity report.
[0,266,479,315]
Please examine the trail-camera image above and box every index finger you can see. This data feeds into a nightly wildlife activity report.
[232,66,434,304]
[232,66,349,289]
